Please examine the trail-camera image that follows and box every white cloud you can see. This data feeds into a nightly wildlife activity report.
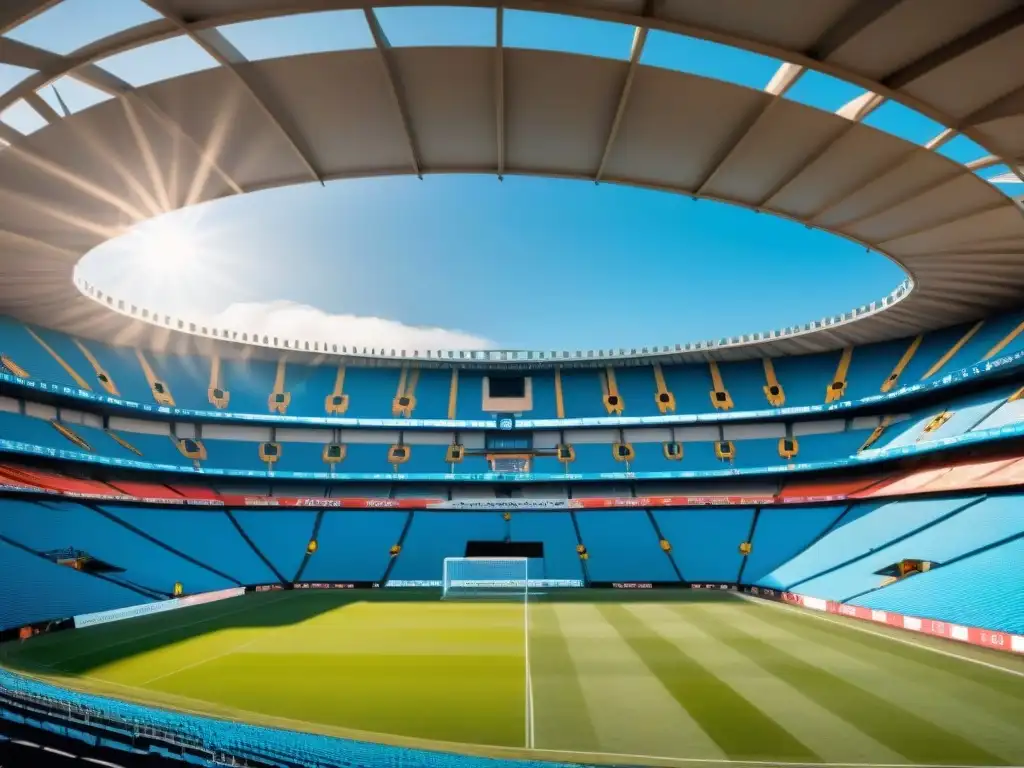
[205,300,496,351]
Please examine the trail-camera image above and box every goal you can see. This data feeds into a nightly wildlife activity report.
[442,557,529,601]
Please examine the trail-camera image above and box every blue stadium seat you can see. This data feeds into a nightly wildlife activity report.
[217,359,278,413]
[560,370,604,419]
[852,535,1024,634]
[574,510,678,582]
[303,511,410,582]
[794,495,1022,601]
[757,496,982,595]
[149,353,213,411]
[234,510,317,581]
[508,512,585,581]
[742,506,847,584]
[203,439,266,472]
[0,538,148,629]
[0,500,235,595]
[771,351,840,407]
[388,512,505,581]
[654,509,753,583]
[611,366,661,417]
[0,319,80,388]
[105,506,276,585]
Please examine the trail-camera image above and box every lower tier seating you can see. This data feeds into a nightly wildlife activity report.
[851,536,1024,634]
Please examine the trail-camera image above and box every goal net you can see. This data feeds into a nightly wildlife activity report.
[442,557,529,600]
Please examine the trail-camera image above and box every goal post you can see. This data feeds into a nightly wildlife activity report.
[442,557,529,601]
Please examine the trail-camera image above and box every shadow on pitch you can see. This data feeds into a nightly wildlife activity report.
[0,587,742,678]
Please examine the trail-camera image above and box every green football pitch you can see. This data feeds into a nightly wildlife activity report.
[3,589,1023,767]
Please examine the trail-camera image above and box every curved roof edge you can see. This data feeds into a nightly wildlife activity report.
[73,271,915,367]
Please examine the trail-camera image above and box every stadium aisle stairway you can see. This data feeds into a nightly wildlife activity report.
[741,505,850,585]
[388,512,506,582]
[508,511,586,581]
[0,537,148,629]
[653,508,753,583]
[851,535,1024,634]
[235,510,317,582]
[0,500,236,596]
[795,495,1022,601]
[102,506,277,585]
[756,496,983,596]
[574,510,678,582]
[302,511,408,582]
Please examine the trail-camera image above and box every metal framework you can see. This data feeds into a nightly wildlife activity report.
[0,0,1021,366]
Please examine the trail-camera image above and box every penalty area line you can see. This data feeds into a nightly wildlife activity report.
[738,593,1024,679]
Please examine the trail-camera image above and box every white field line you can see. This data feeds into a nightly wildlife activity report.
[138,594,296,686]
[524,582,534,749]
[36,593,283,670]
[738,593,1024,679]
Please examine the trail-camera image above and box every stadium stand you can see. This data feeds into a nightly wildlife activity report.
[792,495,1022,602]
[5,312,1024,421]
[101,507,278,585]
[654,508,753,583]
[0,537,148,630]
[0,500,236,596]
[235,510,318,581]
[574,510,678,582]
[302,511,409,582]
[507,512,586,581]
[740,506,849,585]
[388,512,506,582]
[755,496,984,597]
[851,535,1024,634]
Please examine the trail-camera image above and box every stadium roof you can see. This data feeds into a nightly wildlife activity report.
[0,0,1023,365]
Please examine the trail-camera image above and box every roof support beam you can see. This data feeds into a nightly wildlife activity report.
[694,62,804,195]
[0,0,58,36]
[595,25,648,182]
[364,8,423,179]
[759,90,884,207]
[23,90,60,123]
[496,6,505,180]
[140,0,323,185]
[882,6,1024,90]
[808,0,906,61]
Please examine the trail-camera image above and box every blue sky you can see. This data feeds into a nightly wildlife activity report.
[2,1,1020,350]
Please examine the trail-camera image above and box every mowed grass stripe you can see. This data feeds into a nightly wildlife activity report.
[748,598,1024,708]
[694,604,1011,766]
[628,604,906,766]
[597,603,817,762]
[552,604,726,760]
[729,603,1024,764]
[527,603,599,751]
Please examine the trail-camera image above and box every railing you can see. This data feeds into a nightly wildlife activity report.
[73,268,914,365]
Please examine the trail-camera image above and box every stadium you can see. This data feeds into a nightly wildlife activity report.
[0,1,1023,767]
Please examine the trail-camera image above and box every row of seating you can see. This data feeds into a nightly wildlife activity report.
[756,494,1024,633]
[0,410,877,474]
[4,496,1021,633]
[3,311,1024,419]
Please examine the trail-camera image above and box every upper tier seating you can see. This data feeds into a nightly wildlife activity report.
[0,536,149,630]
[741,506,850,585]
[0,500,237,596]
[851,535,1024,634]
[4,311,1024,420]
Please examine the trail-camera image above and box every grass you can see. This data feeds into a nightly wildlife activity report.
[2,589,1023,766]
